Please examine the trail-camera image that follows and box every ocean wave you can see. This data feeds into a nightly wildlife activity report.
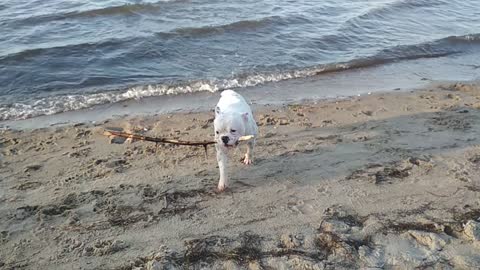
[0,38,133,62]
[5,1,183,26]
[1,33,478,121]
[447,33,480,43]
[168,16,281,37]
[0,16,282,61]
[0,77,297,121]
[65,1,174,18]
[354,0,447,21]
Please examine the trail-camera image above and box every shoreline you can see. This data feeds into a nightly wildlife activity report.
[1,81,480,269]
[3,50,480,130]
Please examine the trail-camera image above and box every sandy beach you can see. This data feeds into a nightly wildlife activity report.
[1,81,480,269]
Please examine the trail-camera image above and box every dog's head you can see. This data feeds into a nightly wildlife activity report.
[214,106,248,148]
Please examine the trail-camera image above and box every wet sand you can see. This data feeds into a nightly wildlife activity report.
[1,82,480,269]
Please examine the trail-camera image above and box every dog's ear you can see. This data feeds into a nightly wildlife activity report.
[242,112,249,121]
[215,106,221,116]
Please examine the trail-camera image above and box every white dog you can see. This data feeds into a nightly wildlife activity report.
[214,90,258,191]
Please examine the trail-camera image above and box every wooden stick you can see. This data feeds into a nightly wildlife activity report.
[104,129,214,158]
[104,130,254,145]
[103,130,255,158]
[103,130,216,146]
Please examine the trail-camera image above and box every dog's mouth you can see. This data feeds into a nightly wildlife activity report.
[223,141,239,148]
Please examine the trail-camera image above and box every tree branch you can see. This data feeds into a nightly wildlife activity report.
[103,130,216,146]
[103,129,254,159]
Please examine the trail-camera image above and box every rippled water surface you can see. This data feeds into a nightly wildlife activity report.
[1,0,479,120]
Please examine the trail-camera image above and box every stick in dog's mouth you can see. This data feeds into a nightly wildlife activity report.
[238,135,255,141]
[103,129,254,144]
[103,129,255,160]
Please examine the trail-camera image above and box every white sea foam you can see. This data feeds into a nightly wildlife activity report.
[0,70,317,121]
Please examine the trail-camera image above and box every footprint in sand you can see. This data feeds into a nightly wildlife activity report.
[23,163,42,173]
[287,197,316,215]
[316,185,331,196]
[15,181,41,191]
[14,205,38,220]
[0,230,9,243]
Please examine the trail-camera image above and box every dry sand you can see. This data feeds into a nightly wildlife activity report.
[1,82,480,269]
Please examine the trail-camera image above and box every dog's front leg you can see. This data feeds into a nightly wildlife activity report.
[216,144,228,191]
[243,140,255,165]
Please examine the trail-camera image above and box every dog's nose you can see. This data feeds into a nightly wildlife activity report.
[221,136,229,144]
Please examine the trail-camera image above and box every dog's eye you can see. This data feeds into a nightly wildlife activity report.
[230,129,236,133]
[216,131,219,134]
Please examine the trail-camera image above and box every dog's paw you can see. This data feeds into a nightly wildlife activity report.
[243,155,253,165]
[217,183,227,192]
